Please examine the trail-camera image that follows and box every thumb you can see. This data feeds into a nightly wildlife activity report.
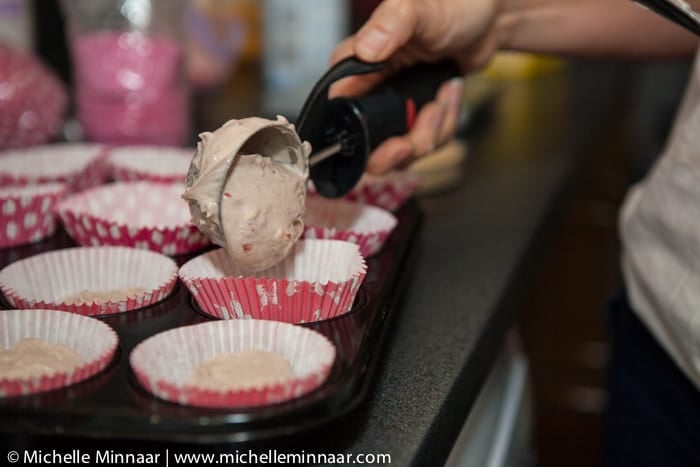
[354,0,419,62]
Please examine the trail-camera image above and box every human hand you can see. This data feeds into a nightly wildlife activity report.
[330,0,505,174]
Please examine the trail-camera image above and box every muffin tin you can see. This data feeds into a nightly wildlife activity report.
[0,199,421,443]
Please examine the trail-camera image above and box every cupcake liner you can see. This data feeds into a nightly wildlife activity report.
[302,197,398,257]
[179,239,366,323]
[0,143,107,192]
[0,183,67,248]
[0,246,178,316]
[56,181,209,255]
[310,170,420,212]
[0,309,118,397]
[130,319,335,408]
[108,146,194,184]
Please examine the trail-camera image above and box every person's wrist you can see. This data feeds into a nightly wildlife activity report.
[493,0,524,51]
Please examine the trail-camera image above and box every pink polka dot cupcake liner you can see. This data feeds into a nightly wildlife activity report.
[108,146,194,184]
[302,197,398,257]
[130,319,335,408]
[0,183,67,248]
[0,246,178,316]
[179,239,367,323]
[0,309,118,397]
[56,181,209,255]
[0,143,107,192]
[310,170,420,212]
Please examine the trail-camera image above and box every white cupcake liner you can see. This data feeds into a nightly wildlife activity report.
[0,143,107,192]
[130,319,335,408]
[108,146,194,184]
[56,181,209,255]
[179,239,367,323]
[0,246,178,316]
[0,309,118,397]
[302,197,398,257]
[0,183,67,248]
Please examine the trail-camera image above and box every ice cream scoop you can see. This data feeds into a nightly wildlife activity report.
[182,116,310,272]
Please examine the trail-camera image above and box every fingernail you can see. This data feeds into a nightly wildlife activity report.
[448,77,464,106]
[434,103,447,129]
[356,27,389,59]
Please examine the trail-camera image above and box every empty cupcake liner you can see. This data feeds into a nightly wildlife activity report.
[108,146,194,184]
[56,181,209,255]
[0,246,178,316]
[346,171,421,211]
[302,197,398,257]
[179,239,367,323]
[0,309,118,397]
[0,183,67,248]
[130,319,335,408]
[0,143,107,192]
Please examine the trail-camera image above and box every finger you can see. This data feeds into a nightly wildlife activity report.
[366,136,415,175]
[328,36,387,98]
[406,101,447,158]
[435,77,464,143]
[354,0,420,62]
[329,72,386,99]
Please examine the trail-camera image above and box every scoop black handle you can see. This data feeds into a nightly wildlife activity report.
[356,60,461,149]
[298,56,461,198]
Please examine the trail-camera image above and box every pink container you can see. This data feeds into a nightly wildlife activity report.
[71,31,189,146]
[0,143,107,192]
[56,181,209,255]
[0,309,118,397]
[0,183,67,248]
[130,319,335,408]
[179,240,366,323]
[0,246,178,316]
[302,196,398,257]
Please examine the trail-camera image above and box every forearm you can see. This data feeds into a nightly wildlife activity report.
[498,0,698,59]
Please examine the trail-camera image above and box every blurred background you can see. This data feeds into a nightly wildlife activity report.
[1,0,694,465]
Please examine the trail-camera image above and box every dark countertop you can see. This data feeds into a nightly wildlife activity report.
[290,62,626,466]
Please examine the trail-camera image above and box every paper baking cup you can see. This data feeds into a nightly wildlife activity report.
[0,143,107,192]
[179,239,366,323]
[0,183,67,248]
[56,181,209,255]
[130,319,335,408]
[108,146,194,184]
[345,171,421,211]
[0,246,178,316]
[0,309,118,397]
[303,197,398,257]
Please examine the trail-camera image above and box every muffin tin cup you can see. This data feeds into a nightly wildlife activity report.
[179,240,367,323]
[0,309,119,397]
[108,146,194,184]
[0,143,107,193]
[0,183,67,248]
[55,181,209,255]
[130,319,336,408]
[0,246,178,316]
[302,197,398,257]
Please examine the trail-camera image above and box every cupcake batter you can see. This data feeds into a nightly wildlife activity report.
[0,338,84,379]
[183,116,310,272]
[63,287,147,305]
[188,350,295,391]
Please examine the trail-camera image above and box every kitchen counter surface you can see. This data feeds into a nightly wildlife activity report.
[291,62,626,466]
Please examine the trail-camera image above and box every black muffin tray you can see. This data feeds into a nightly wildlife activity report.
[0,200,421,444]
